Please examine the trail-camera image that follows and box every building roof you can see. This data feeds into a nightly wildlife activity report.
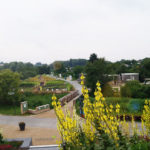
[121,73,139,76]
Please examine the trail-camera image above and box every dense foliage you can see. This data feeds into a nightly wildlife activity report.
[85,58,110,93]
[0,69,20,105]
[0,62,51,79]
[1,56,150,81]
[55,59,88,68]
[121,80,150,98]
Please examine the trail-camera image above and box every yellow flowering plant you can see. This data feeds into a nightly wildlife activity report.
[142,100,150,135]
[52,74,150,150]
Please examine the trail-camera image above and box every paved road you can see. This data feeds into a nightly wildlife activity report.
[0,80,82,128]
[66,80,82,95]
[53,77,82,95]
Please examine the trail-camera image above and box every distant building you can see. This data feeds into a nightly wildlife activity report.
[0,63,4,67]
[121,73,139,82]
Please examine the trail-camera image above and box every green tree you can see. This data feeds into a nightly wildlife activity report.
[0,62,38,79]
[53,61,66,76]
[0,69,20,105]
[37,64,50,74]
[139,58,150,81]
[89,53,98,63]
[85,58,110,94]
[73,66,84,79]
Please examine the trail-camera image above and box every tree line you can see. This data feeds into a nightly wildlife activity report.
[0,54,150,84]
[0,54,150,104]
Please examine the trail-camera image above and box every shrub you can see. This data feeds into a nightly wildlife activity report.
[121,85,131,97]
[121,81,150,99]
[102,83,114,97]
[121,80,143,98]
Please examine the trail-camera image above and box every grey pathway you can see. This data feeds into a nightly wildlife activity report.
[54,76,82,95]
[0,115,57,128]
[67,80,82,95]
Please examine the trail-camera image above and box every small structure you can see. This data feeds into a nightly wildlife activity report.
[59,74,62,78]
[21,101,50,115]
[121,73,139,82]
[108,74,121,85]
[28,104,50,115]
[20,101,28,114]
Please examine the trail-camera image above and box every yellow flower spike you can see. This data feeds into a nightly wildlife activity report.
[81,87,85,94]
[94,91,97,96]
[145,100,148,105]
[96,81,100,87]
[142,99,150,135]
[110,104,113,109]
[97,87,101,91]
[52,95,57,101]
[101,97,105,101]
[116,104,120,109]
[52,101,56,106]
[81,80,84,85]
[116,109,120,113]
[110,116,114,120]
[80,73,85,80]
[84,88,88,94]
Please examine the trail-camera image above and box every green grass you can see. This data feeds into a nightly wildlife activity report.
[20,81,38,88]
[0,93,67,115]
[75,96,146,116]
[46,80,65,85]
[44,80,74,90]
[23,93,67,109]
[0,105,21,115]
[106,97,145,115]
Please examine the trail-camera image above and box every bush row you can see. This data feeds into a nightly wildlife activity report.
[121,80,150,98]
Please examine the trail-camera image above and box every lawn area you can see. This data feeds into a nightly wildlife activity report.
[0,105,21,115]
[22,93,67,109]
[75,96,146,116]
[0,93,67,115]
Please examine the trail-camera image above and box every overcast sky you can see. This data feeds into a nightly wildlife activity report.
[0,0,150,64]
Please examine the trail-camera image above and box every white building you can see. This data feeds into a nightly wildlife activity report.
[121,73,139,82]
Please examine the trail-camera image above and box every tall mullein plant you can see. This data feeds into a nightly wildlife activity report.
[142,100,150,136]
[80,73,120,148]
